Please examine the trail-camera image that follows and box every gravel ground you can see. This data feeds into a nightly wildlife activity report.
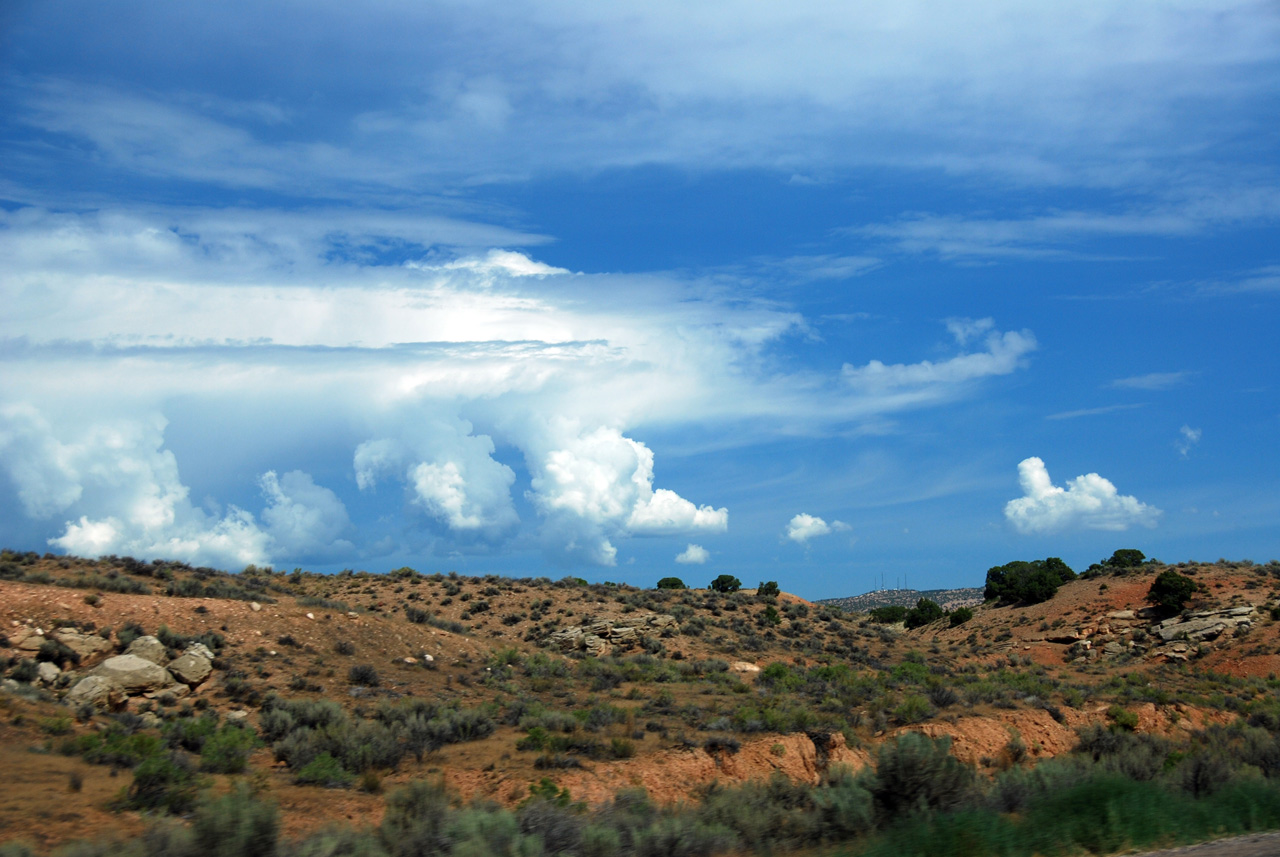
[1131,831,1280,857]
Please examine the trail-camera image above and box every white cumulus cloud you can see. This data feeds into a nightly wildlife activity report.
[0,405,356,568]
[1004,457,1161,534]
[259,470,353,559]
[354,419,519,543]
[527,424,727,566]
[675,544,709,564]
[786,513,849,544]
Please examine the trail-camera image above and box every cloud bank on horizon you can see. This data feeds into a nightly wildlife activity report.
[0,1,1276,594]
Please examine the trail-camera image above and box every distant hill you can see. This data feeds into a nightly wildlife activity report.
[818,586,984,613]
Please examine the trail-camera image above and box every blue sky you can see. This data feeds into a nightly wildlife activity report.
[1,1,1277,598]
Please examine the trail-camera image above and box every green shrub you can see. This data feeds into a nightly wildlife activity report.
[1108,705,1140,732]
[381,779,453,857]
[294,753,353,788]
[657,577,686,590]
[9,658,38,683]
[348,664,380,686]
[190,784,280,857]
[126,752,201,814]
[37,638,80,668]
[757,580,780,598]
[867,733,978,821]
[892,694,935,724]
[948,607,973,627]
[166,711,221,752]
[868,605,906,624]
[200,725,259,774]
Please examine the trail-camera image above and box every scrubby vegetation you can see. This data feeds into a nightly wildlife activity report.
[14,727,1280,857]
[6,548,1280,856]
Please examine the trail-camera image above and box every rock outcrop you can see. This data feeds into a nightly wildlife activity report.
[90,654,174,693]
[545,614,678,656]
[53,630,114,663]
[1153,606,1255,643]
[1051,603,1258,664]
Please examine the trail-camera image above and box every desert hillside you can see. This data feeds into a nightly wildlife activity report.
[4,550,1280,855]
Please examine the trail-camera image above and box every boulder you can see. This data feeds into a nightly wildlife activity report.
[125,636,170,665]
[91,654,174,693]
[582,634,610,656]
[167,652,213,686]
[185,642,215,661]
[65,675,125,711]
[16,631,46,652]
[36,662,61,685]
[53,631,114,662]
[647,614,678,629]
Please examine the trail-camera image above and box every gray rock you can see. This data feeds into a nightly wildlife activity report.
[91,654,174,693]
[65,675,125,711]
[16,632,46,652]
[167,652,212,686]
[647,614,678,628]
[611,626,639,644]
[582,634,610,656]
[36,661,61,685]
[547,627,585,651]
[184,643,215,661]
[125,636,170,666]
[53,631,114,662]
[226,710,249,723]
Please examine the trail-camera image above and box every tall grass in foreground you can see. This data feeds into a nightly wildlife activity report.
[856,774,1280,857]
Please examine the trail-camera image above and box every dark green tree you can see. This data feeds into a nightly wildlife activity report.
[869,605,907,624]
[1106,549,1146,569]
[709,574,741,593]
[756,580,780,598]
[1147,570,1199,617]
[904,598,944,629]
[984,557,1075,605]
[656,577,686,590]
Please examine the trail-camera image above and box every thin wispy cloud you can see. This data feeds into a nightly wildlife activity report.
[1176,425,1203,459]
[1046,403,1148,421]
[1109,372,1193,391]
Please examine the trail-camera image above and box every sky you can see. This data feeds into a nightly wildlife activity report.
[1,1,1277,598]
